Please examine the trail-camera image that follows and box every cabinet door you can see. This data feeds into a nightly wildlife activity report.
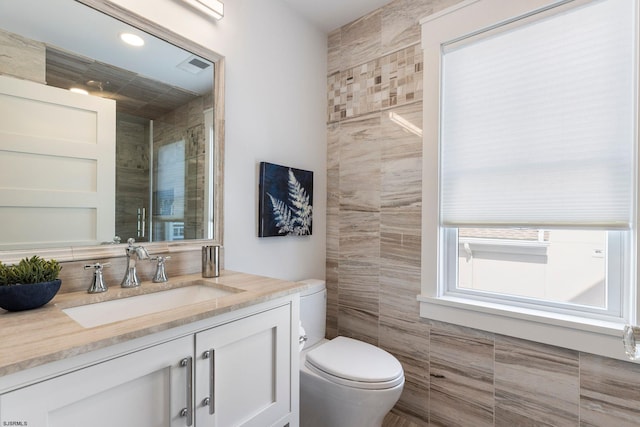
[195,304,292,427]
[0,335,193,427]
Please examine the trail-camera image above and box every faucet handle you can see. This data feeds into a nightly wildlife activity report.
[84,262,110,293]
[151,256,171,283]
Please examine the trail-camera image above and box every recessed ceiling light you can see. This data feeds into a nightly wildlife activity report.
[120,32,145,47]
[69,88,89,95]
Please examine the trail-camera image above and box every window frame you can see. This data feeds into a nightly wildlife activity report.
[442,228,628,321]
[419,0,639,362]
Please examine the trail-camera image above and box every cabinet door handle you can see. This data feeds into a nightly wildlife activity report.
[180,356,193,426]
[203,349,215,414]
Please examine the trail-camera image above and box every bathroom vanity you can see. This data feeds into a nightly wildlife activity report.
[0,271,302,427]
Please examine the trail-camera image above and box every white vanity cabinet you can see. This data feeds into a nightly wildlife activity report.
[0,335,193,427]
[0,298,298,427]
[194,304,292,427]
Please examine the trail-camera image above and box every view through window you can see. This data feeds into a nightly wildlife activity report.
[455,228,607,309]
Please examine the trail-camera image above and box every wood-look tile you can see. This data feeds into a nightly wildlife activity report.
[580,352,640,427]
[379,263,421,323]
[379,313,431,360]
[430,326,495,427]
[381,156,422,207]
[380,229,421,267]
[327,167,340,212]
[340,9,382,69]
[384,409,427,427]
[338,259,379,314]
[338,114,381,210]
[326,261,338,340]
[339,189,381,212]
[394,379,430,426]
[381,102,423,157]
[381,0,463,55]
[327,168,339,207]
[325,258,339,339]
[0,29,46,83]
[495,335,579,427]
[327,125,340,213]
[328,28,342,75]
[380,210,422,269]
[339,116,381,175]
[326,204,339,256]
[327,122,340,170]
[339,210,380,260]
[380,316,429,387]
[337,305,379,346]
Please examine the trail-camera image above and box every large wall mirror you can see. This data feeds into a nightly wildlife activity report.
[0,0,224,259]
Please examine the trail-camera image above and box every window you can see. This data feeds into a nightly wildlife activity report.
[420,0,638,360]
[444,228,626,320]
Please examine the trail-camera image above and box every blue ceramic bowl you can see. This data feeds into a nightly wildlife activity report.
[0,279,62,311]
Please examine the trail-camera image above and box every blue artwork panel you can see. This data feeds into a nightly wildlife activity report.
[258,162,313,237]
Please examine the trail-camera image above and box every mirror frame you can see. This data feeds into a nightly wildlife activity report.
[0,0,224,263]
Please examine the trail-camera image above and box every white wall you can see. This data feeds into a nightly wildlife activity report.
[111,0,328,282]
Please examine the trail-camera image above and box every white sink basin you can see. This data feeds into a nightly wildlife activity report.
[63,284,238,328]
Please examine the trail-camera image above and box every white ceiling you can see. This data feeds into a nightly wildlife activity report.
[280,0,395,33]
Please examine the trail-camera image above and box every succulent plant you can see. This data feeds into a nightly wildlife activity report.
[0,256,62,286]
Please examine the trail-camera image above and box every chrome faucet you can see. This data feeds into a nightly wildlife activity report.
[121,238,150,288]
[151,255,171,283]
[85,262,110,293]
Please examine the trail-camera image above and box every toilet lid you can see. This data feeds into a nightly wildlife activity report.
[305,336,404,390]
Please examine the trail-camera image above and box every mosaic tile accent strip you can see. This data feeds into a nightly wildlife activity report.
[327,44,423,123]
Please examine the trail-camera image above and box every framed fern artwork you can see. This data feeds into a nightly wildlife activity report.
[258,162,313,237]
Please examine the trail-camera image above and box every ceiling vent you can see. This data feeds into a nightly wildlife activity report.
[177,55,212,74]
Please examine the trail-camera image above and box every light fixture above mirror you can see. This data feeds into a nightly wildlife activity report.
[182,0,224,20]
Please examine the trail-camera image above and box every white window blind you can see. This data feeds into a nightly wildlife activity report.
[440,0,636,229]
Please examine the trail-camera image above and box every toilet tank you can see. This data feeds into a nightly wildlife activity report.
[298,279,326,349]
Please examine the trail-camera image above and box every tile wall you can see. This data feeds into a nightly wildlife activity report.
[326,1,640,425]
[115,113,151,241]
[0,28,45,84]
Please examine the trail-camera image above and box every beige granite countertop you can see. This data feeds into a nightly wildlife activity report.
[0,270,304,377]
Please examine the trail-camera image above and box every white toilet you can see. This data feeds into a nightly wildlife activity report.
[298,279,404,427]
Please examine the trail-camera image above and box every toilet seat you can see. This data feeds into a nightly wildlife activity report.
[304,336,404,390]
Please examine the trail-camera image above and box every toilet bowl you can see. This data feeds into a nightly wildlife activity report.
[298,279,404,427]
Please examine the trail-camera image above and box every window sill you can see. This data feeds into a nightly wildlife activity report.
[417,294,633,362]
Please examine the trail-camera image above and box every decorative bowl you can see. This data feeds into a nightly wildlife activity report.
[0,279,62,311]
